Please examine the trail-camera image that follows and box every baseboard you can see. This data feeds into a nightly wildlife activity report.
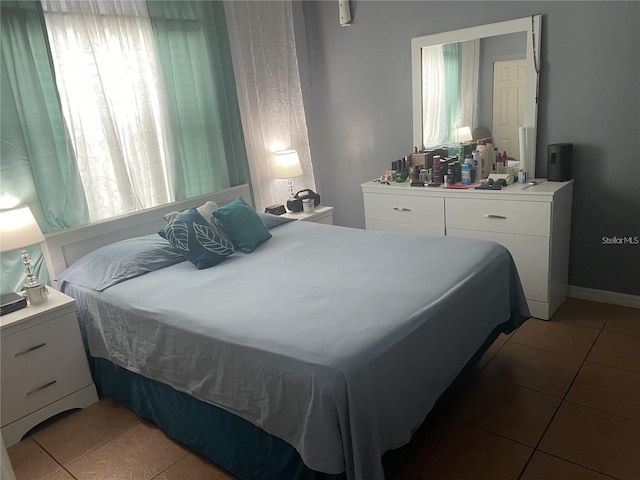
[568,285,640,309]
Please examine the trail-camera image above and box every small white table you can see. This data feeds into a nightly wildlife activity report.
[0,288,98,446]
[281,206,334,225]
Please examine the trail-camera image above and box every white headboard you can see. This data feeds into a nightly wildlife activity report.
[45,184,251,287]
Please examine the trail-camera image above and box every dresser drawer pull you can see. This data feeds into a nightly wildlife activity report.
[483,214,507,219]
[393,207,412,212]
[15,343,47,357]
[26,380,57,396]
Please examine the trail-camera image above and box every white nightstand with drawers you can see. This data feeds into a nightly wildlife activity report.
[281,205,334,225]
[0,288,98,446]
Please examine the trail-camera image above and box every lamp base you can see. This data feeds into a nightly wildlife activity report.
[25,284,49,305]
[287,179,296,199]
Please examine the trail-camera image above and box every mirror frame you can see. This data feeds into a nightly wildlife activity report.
[412,15,542,176]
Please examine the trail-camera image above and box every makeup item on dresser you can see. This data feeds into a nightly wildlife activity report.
[464,155,474,183]
[518,169,527,184]
[411,152,427,170]
[431,155,443,185]
[461,163,471,185]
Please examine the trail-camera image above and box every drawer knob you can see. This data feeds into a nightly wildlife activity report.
[15,343,47,357]
[26,380,57,396]
[484,214,507,219]
[393,207,412,212]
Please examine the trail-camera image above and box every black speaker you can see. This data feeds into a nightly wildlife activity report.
[547,143,573,181]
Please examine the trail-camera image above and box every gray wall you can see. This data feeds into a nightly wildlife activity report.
[299,1,640,296]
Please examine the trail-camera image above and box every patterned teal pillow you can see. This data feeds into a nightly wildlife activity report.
[158,208,235,269]
[212,197,272,253]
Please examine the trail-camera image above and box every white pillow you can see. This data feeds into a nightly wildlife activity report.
[163,200,218,224]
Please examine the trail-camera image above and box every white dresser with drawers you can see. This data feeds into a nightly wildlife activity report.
[0,288,98,446]
[362,180,573,320]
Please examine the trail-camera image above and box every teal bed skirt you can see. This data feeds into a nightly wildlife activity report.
[89,319,514,479]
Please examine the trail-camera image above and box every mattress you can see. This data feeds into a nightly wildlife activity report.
[62,221,529,480]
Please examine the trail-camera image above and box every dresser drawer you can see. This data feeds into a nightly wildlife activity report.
[364,193,444,231]
[1,312,82,381]
[1,356,93,426]
[448,228,550,302]
[365,218,442,235]
[446,198,551,236]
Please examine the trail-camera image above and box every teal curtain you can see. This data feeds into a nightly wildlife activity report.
[442,42,462,144]
[147,0,250,200]
[0,1,88,293]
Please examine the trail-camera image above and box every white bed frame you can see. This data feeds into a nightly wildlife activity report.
[45,184,251,287]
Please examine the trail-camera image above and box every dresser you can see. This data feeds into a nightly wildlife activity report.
[362,180,573,320]
[0,288,98,446]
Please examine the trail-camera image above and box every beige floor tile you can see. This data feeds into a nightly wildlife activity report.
[509,317,600,359]
[67,422,188,480]
[540,402,640,480]
[44,470,75,480]
[451,375,560,447]
[588,330,640,373]
[7,437,61,480]
[567,361,640,422]
[482,342,583,397]
[32,397,141,466]
[153,453,237,480]
[551,298,613,328]
[403,418,532,480]
[521,451,618,480]
[603,306,640,338]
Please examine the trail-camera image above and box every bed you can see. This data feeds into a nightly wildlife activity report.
[46,184,530,480]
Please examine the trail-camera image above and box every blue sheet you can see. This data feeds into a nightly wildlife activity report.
[63,222,529,480]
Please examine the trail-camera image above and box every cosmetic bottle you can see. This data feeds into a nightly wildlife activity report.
[461,163,471,185]
[464,154,474,183]
[432,155,442,185]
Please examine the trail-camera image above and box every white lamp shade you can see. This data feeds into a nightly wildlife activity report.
[274,150,303,179]
[0,205,45,253]
[457,126,473,142]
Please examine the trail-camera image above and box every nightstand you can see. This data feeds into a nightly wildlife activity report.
[1,288,98,446]
[281,206,334,225]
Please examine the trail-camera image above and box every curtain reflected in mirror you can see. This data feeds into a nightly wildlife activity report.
[421,39,478,148]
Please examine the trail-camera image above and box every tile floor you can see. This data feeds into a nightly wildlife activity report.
[7,299,640,480]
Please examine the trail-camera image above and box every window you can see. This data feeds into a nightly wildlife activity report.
[42,0,174,221]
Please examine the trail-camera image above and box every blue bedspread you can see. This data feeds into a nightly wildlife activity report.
[63,222,529,480]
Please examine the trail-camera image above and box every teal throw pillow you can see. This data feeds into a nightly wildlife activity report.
[158,208,235,269]
[212,197,272,253]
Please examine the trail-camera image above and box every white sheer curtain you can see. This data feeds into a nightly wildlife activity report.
[460,39,480,133]
[42,0,174,221]
[224,0,315,212]
[422,40,479,148]
[422,45,447,148]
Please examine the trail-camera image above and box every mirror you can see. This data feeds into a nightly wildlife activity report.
[412,16,541,176]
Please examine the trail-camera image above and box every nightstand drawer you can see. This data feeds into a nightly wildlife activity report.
[1,312,82,381]
[446,198,550,236]
[1,356,92,426]
[364,193,444,229]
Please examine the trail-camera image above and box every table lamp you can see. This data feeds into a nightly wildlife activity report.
[0,205,49,306]
[274,149,303,200]
[457,126,473,143]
